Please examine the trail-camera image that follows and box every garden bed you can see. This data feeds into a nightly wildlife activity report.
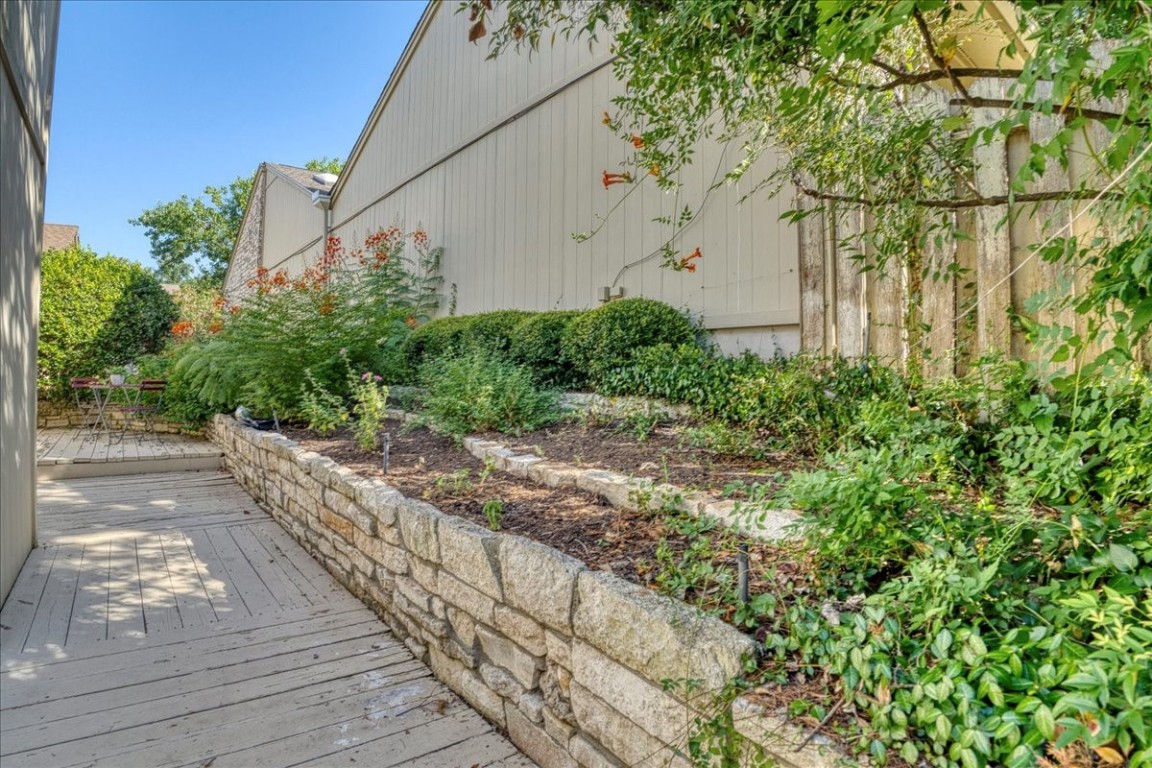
[280,417,803,619]
[211,414,843,768]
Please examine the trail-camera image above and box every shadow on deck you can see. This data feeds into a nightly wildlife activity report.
[36,429,223,480]
[0,471,532,767]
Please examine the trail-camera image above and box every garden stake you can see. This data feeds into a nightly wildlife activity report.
[737,542,750,605]
[380,432,391,473]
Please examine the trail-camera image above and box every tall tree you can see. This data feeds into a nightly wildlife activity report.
[132,157,345,284]
[469,0,1152,370]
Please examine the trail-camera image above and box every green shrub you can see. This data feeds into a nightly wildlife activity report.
[404,310,536,372]
[461,309,534,355]
[509,310,586,387]
[562,297,696,386]
[134,348,217,428]
[39,245,178,400]
[173,227,441,417]
[607,344,905,455]
[401,315,472,369]
[601,342,747,411]
[420,350,558,437]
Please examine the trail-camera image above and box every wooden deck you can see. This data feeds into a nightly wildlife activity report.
[1,472,533,768]
[36,429,223,480]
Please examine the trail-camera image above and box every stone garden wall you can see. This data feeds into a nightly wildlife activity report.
[209,414,840,768]
[38,400,192,434]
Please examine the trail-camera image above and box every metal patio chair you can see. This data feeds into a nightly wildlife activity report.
[117,379,167,440]
[70,377,101,436]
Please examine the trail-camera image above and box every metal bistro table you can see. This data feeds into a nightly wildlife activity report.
[86,381,142,436]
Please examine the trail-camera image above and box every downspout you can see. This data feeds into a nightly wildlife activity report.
[311,171,339,247]
[311,189,333,244]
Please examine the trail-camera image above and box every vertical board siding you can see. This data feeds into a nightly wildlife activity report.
[798,77,1121,372]
[1,0,59,604]
[292,5,800,339]
[261,177,328,274]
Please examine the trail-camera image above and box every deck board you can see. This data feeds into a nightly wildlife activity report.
[36,429,223,480]
[1,471,532,768]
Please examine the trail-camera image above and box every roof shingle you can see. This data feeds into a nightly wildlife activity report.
[43,223,79,252]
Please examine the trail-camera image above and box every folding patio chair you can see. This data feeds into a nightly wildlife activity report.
[70,377,101,436]
[118,379,167,440]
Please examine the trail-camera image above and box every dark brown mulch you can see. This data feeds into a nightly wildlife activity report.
[479,418,808,497]
[280,418,847,751]
[280,418,799,607]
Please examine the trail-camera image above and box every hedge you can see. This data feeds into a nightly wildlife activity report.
[39,245,178,400]
[561,297,697,386]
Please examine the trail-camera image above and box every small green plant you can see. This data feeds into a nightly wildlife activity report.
[351,369,389,451]
[618,403,668,442]
[420,350,558,437]
[299,370,349,435]
[478,455,497,486]
[426,468,474,499]
[482,498,505,531]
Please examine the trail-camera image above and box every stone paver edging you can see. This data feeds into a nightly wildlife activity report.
[460,435,798,542]
[383,404,799,542]
[209,415,843,768]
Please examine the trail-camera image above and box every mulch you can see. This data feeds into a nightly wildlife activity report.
[279,417,802,605]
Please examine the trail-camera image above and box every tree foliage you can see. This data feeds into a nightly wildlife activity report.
[132,157,345,284]
[469,0,1152,369]
[39,244,178,399]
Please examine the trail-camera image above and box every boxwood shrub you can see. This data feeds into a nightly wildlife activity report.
[401,315,473,369]
[461,309,534,355]
[509,310,586,387]
[561,297,696,386]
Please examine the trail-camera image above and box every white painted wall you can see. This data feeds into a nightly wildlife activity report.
[1,0,60,605]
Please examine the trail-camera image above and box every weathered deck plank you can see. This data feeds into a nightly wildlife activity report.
[1,472,533,768]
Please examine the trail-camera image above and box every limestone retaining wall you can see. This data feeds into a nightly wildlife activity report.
[38,400,194,435]
[209,414,840,768]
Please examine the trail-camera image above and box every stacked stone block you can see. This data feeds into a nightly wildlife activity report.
[37,400,194,434]
[209,415,839,768]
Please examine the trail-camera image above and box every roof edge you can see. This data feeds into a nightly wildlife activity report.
[265,162,333,194]
[329,0,440,205]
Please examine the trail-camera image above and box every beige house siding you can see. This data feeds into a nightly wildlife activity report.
[273,1,803,356]
[261,171,328,277]
[1,0,60,605]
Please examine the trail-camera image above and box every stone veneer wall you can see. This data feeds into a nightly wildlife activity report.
[37,400,195,435]
[209,414,840,768]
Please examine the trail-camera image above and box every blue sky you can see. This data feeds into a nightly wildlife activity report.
[45,0,427,270]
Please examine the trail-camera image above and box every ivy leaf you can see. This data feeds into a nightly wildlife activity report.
[931,627,954,659]
[1035,704,1056,739]
[1110,543,1138,572]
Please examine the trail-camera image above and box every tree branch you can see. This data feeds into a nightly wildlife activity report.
[872,68,1025,92]
[798,186,1121,209]
[913,8,975,107]
[949,96,1139,126]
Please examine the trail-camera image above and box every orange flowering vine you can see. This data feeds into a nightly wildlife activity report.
[601,111,613,126]
[602,170,634,188]
[631,134,645,149]
[677,247,702,273]
[171,320,195,338]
